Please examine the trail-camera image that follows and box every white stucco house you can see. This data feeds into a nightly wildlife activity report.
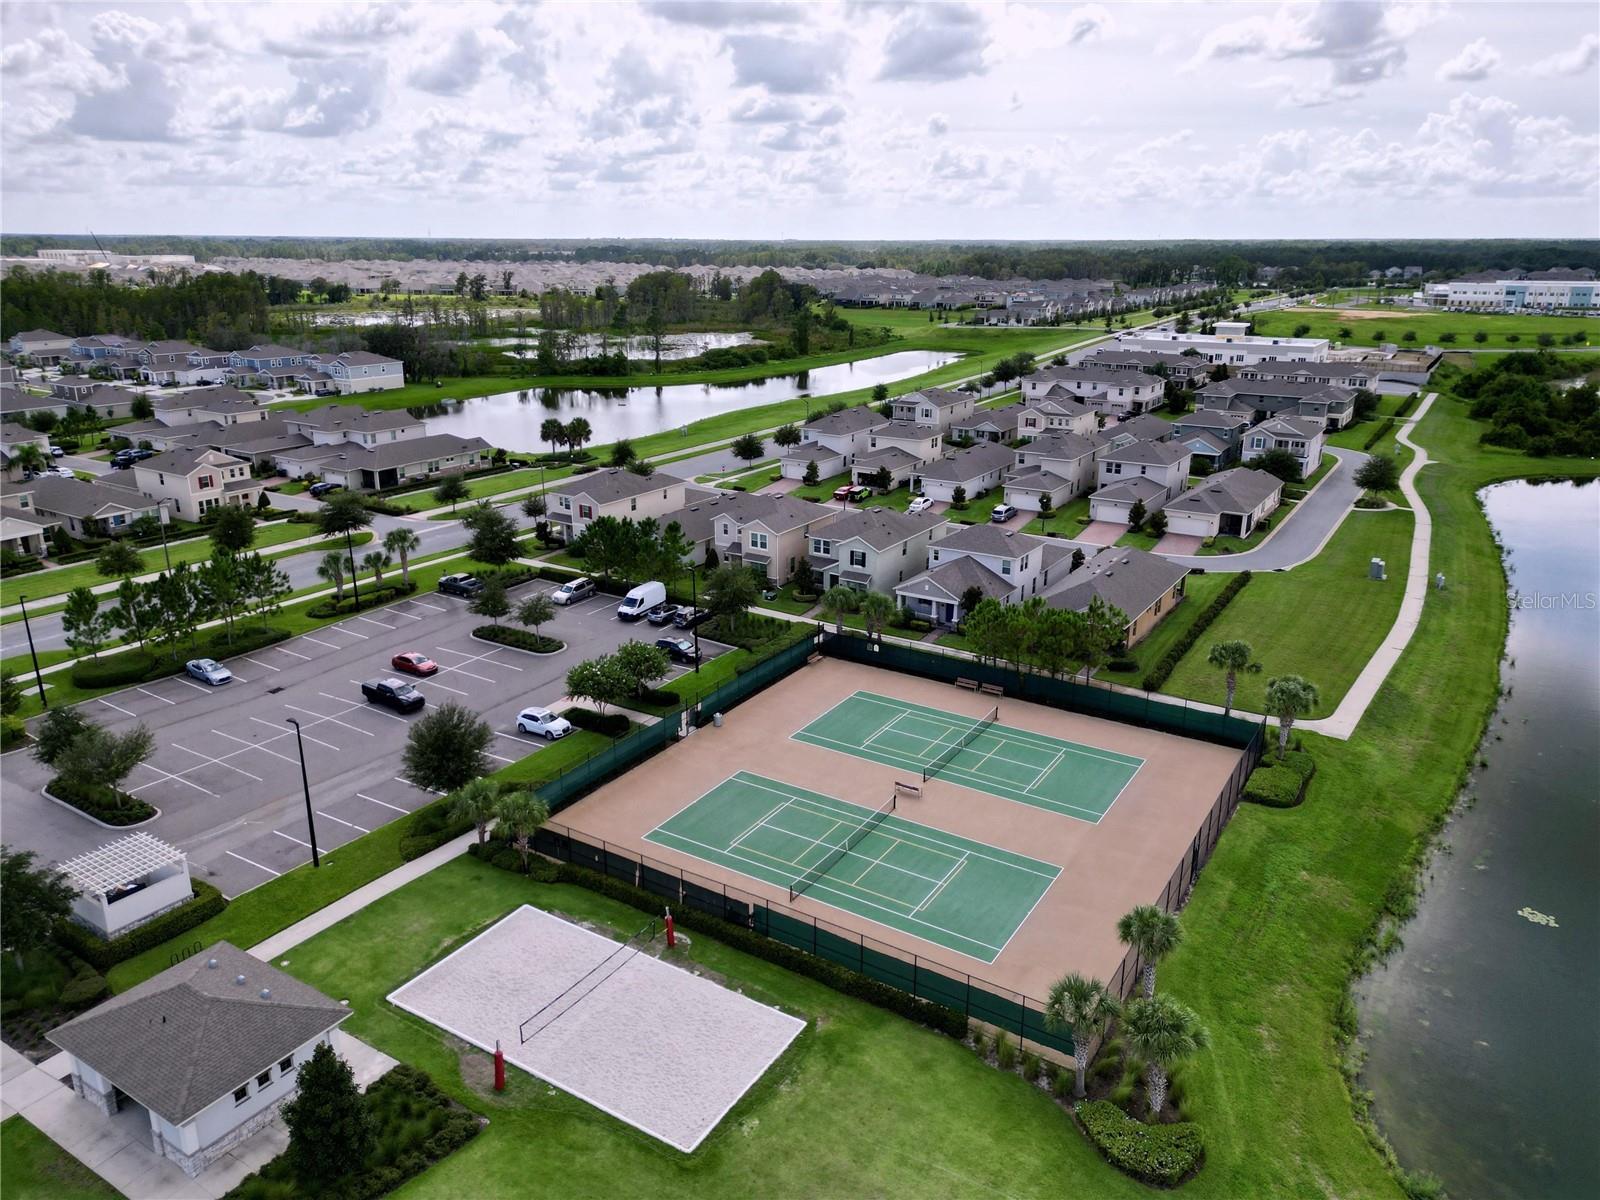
[546,468,690,542]
[1240,415,1327,479]
[778,406,887,480]
[1161,467,1284,540]
[1003,431,1104,512]
[47,942,350,1180]
[910,441,1013,503]
[1088,439,1194,525]
[850,420,943,489]
[1013,393,1099,440]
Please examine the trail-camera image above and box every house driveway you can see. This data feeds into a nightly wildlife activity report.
[1076,521,1125,546]
[1153,532,1204,555]
[757,476,803,495]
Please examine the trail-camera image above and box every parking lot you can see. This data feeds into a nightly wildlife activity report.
[8,581,731,897]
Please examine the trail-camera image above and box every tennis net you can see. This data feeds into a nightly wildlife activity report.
[518,918,658,1044]
[922,705,999,781]
[789,795,896,902]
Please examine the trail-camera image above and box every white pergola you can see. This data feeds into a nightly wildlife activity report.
[60,834,192,938]
[60,833,186,896]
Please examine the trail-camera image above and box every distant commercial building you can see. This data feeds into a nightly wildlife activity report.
[1108,321,1330,366]
[1418,272,1597,313]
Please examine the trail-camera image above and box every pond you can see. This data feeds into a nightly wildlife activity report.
[419,349,962,450]
[481,331,759,361]
[1354,478,1600,1199]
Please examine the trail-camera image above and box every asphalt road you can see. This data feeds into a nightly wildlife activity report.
[3,578,730,897]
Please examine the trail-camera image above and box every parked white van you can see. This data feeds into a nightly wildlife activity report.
[616,580,667,621]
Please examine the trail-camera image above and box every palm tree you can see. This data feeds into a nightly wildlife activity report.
[1120,994,1209,1119]
[494,790,550,873]
[1205,640,1254,716]
[1043,973,1120,1099]
[1263,674,1319,754]
[383,528,420,587]
[564,417,592,454]
[316,492,372,607]
[858,591,896,643]
[316,550,347,605]
[1117,904,1182,998]
[450,777,500,846]
[361,550,391,587]
[12,443,46,477]
[820,585,860,635]
[540,418,566,454]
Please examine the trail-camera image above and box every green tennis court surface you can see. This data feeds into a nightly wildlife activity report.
[644,771,1059,963]
[792,690,1143,822]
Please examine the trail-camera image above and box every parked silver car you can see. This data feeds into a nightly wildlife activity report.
[185,658,233,686]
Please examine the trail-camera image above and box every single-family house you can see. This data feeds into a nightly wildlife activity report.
[890,387,976,432]
[949,404,1021,444]
[910,441,1014,504]
[1014,393,1098,440]
[1240,416,1326,480]
[273,434,492,491]
[1022,367,1165,417]
[1044,545,1190,648]
[0,365,18,385]
[1198,379,1355,429]
[133,447,264,520]
[160,348,234,387]
[0,503,53,556]
[47,941,350,1180]
[1088,439,1193,525]
[152,387,267,427]
[1236,361,1375,389]
[0,386,70,422]
[897,523,1048,613]
[292,351,405,395]
[133,340,203,384]
[779,406,888,480]
[1,422,52,481]
[1103,413,1175,448]
[1004,431,1105,511]
[12,475,162,536]
[226,344,313,388]
[546,469,689,543]
[806,507,947,594]
[700,493,837,584]
[1170,410,1251,471]
[70,334,137,361]
[1079,349,1213,385]
[851,420,944,489]
[52,376,111,401]
[1161,468,1284,540]
[280,405,425,446]
[62,384,143,420]
[8,329,74,364]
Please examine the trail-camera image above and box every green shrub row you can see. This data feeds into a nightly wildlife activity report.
[397,798,475,862]
[544,858,970,1040]
[1393,395,1417,420]
[57,958,110,1008]
[702,613,793,651]
[307,581,417,618]
[471,625,563,654]
[1363,417,1397,451]
[0,715,29,752]
[71,625,293,689]
[54,879,227,972]
[46,776,157,826]
[564,706,632,737]
[1076,1099,1204,1187]
[1140,571,1253,691]
[1242,764,1306,808]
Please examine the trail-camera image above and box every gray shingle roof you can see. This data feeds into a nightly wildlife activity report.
[802,407,887,436]
[1110,413,1174,444]
[1250,415,1324,440]
[1173,409,1250,433]
[1102,439,1190,467]
[281,433,491,471]
[1093,476,1169,505]
[284,405,417,434]
[952,406,1020,433]
[153,386,259,412]
[895,554,1010,602]
[19,475,152,519]
[933,523,1045,559]
[812,505,943,550]
[855,446,919,469]
[47,942,348,1126]
[896,387,971,411]
[550,467,686,504]
[1046,546,1189,624]
[1017,431,1101,462]
[915,441,1013,482]
[1165,468,1283,516]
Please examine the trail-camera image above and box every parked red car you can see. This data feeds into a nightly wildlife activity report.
[391,651,439,676]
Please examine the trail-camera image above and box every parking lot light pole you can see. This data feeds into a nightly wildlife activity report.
[285,718,321,868]
[689,568,700,673]
[17,595,48,709]
[157,500,173,571]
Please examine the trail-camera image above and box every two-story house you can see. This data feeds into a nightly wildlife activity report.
[1022,366,1165,417]
[701,493,838,584]
[133,447,264,520]
[134,340,204,385]
[1003,431,1106,511]
[911,441,1014,504]
[226,345,313,388]
[1088,439,1193,525]
[1014,393,1098,440]
[779,407,889,481]
[293,352,406,396]
[1102,413,1175,449]
[1198,379,1356,429]
[0,386,69,422]
[1043,545,1190,648]
[1170,410,1252,471]
[1240,415,1326,479]
[0,422,51,482]
[807,507,947,594]
[53,383,142,420]
[162,348,234,387]
[280,405,425,447]
[152,387,267,428]
[894,524,1051,624]
[949,404,1021,444]
[7,329,74,365]
[851,420,944,489]
[1161,467,1284,540]
[1080,349,1213,385]
[546,469,690,543]
[889,387,976,432]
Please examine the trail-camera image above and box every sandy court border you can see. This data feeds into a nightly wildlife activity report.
[555,657,1244,999]
[386,905,805,1152]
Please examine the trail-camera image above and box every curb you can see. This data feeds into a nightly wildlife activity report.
[468,630,566,657]
[41,782,161,830]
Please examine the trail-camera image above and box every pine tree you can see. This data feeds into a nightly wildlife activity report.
[282,1042,373,1186]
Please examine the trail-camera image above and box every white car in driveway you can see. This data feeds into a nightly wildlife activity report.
[185,658,233,686]
[517,707,572,739]
[907,495,935,514]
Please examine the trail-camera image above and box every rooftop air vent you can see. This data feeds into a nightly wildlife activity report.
[235,974,247,985]
[206,958,218,969]
[259,988,271,1000]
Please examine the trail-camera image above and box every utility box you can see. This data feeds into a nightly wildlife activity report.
[1369,557,1387,581]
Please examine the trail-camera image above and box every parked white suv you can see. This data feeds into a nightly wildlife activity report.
[516,707,572,739]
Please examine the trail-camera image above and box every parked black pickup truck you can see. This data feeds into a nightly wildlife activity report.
[361,678,425,713]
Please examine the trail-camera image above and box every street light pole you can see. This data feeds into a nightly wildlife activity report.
[17,595,47,709]
[285,718,321,868]
[157,501,172,571]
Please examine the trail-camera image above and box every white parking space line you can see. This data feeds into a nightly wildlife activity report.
[407,599,447,612]
[321,693,409,723]
[486,751,516,763]
[276,646,312,660]
[175,678,213,694]
[97,697,138,718]
[172,743,263,782]
[136,686,177,705]
[226,850,280,877]
[273,829,312,849]
[318,810,370,833]
[213,729,299,765]
[494,730,532,742]
[127,760,217,797]
[249,715,339,752]
[284,703,374,737]
[357,793,408,812]
[398,776,446,795]
[428,680,470,696]
[331,624,369,639]
[355,615,393,629]
[300,635,341,651]
[388,608,424,621]
[243,656,280,671]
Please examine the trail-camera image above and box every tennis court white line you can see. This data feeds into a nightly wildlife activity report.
[727,797,795,850]
[775,799,960,879]
[911,855,968,917]
[860,709,916,751]
[731,772,1060,877]
[1021,748,1066,794]
[685,817,946,890]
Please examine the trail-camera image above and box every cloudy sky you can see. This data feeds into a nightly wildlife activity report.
[2,0,1597,241]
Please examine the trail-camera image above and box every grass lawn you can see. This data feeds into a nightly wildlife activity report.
[1021,494,1092,537]
[787,470,853,503]
[1198,500,1295,556]
[1114,526,1162,551]
[758,583,820,616]
[1252,307,1593,349]
[383,465,575,513]
[1116,572,1231,678]
[487,728,628,789]
[0,1117,121,1200]
[1157,508,1413,716]
[272,856,1138,1200]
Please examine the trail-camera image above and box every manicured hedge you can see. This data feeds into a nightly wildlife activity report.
[0,716,29,753]
[57,959,110,1008]
[307,582,417,618]
[1242,764,1306,808]
[1140,571,1253,691]
[1393,395,1417,419]
[47,776,156,825]
[71,626,291,689]
[1076,1099,1204,1187]
[564,706,632,737]
[542,858,969,1040]
[1363,417,1397,451]
[472,625,563,654]
[54,879,227,972]
[397,798,475,862]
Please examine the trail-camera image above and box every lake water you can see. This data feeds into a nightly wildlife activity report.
[1355,479,1600,1199]
[482,331,759,361]
[420,349,961,450]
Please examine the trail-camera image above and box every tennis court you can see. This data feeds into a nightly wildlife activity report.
[791,690,1143,822]
[644,771,1059,963]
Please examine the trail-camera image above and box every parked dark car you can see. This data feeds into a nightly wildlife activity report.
[309,481,343,498]
[655,637,700,665]
[645,603,680,626]
[439,573,483,598]
[360,678,425,713]
[672,607,709,629]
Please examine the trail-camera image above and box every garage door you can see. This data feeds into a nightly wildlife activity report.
[1089,498,1131,523]
[1165,511,1216,538]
